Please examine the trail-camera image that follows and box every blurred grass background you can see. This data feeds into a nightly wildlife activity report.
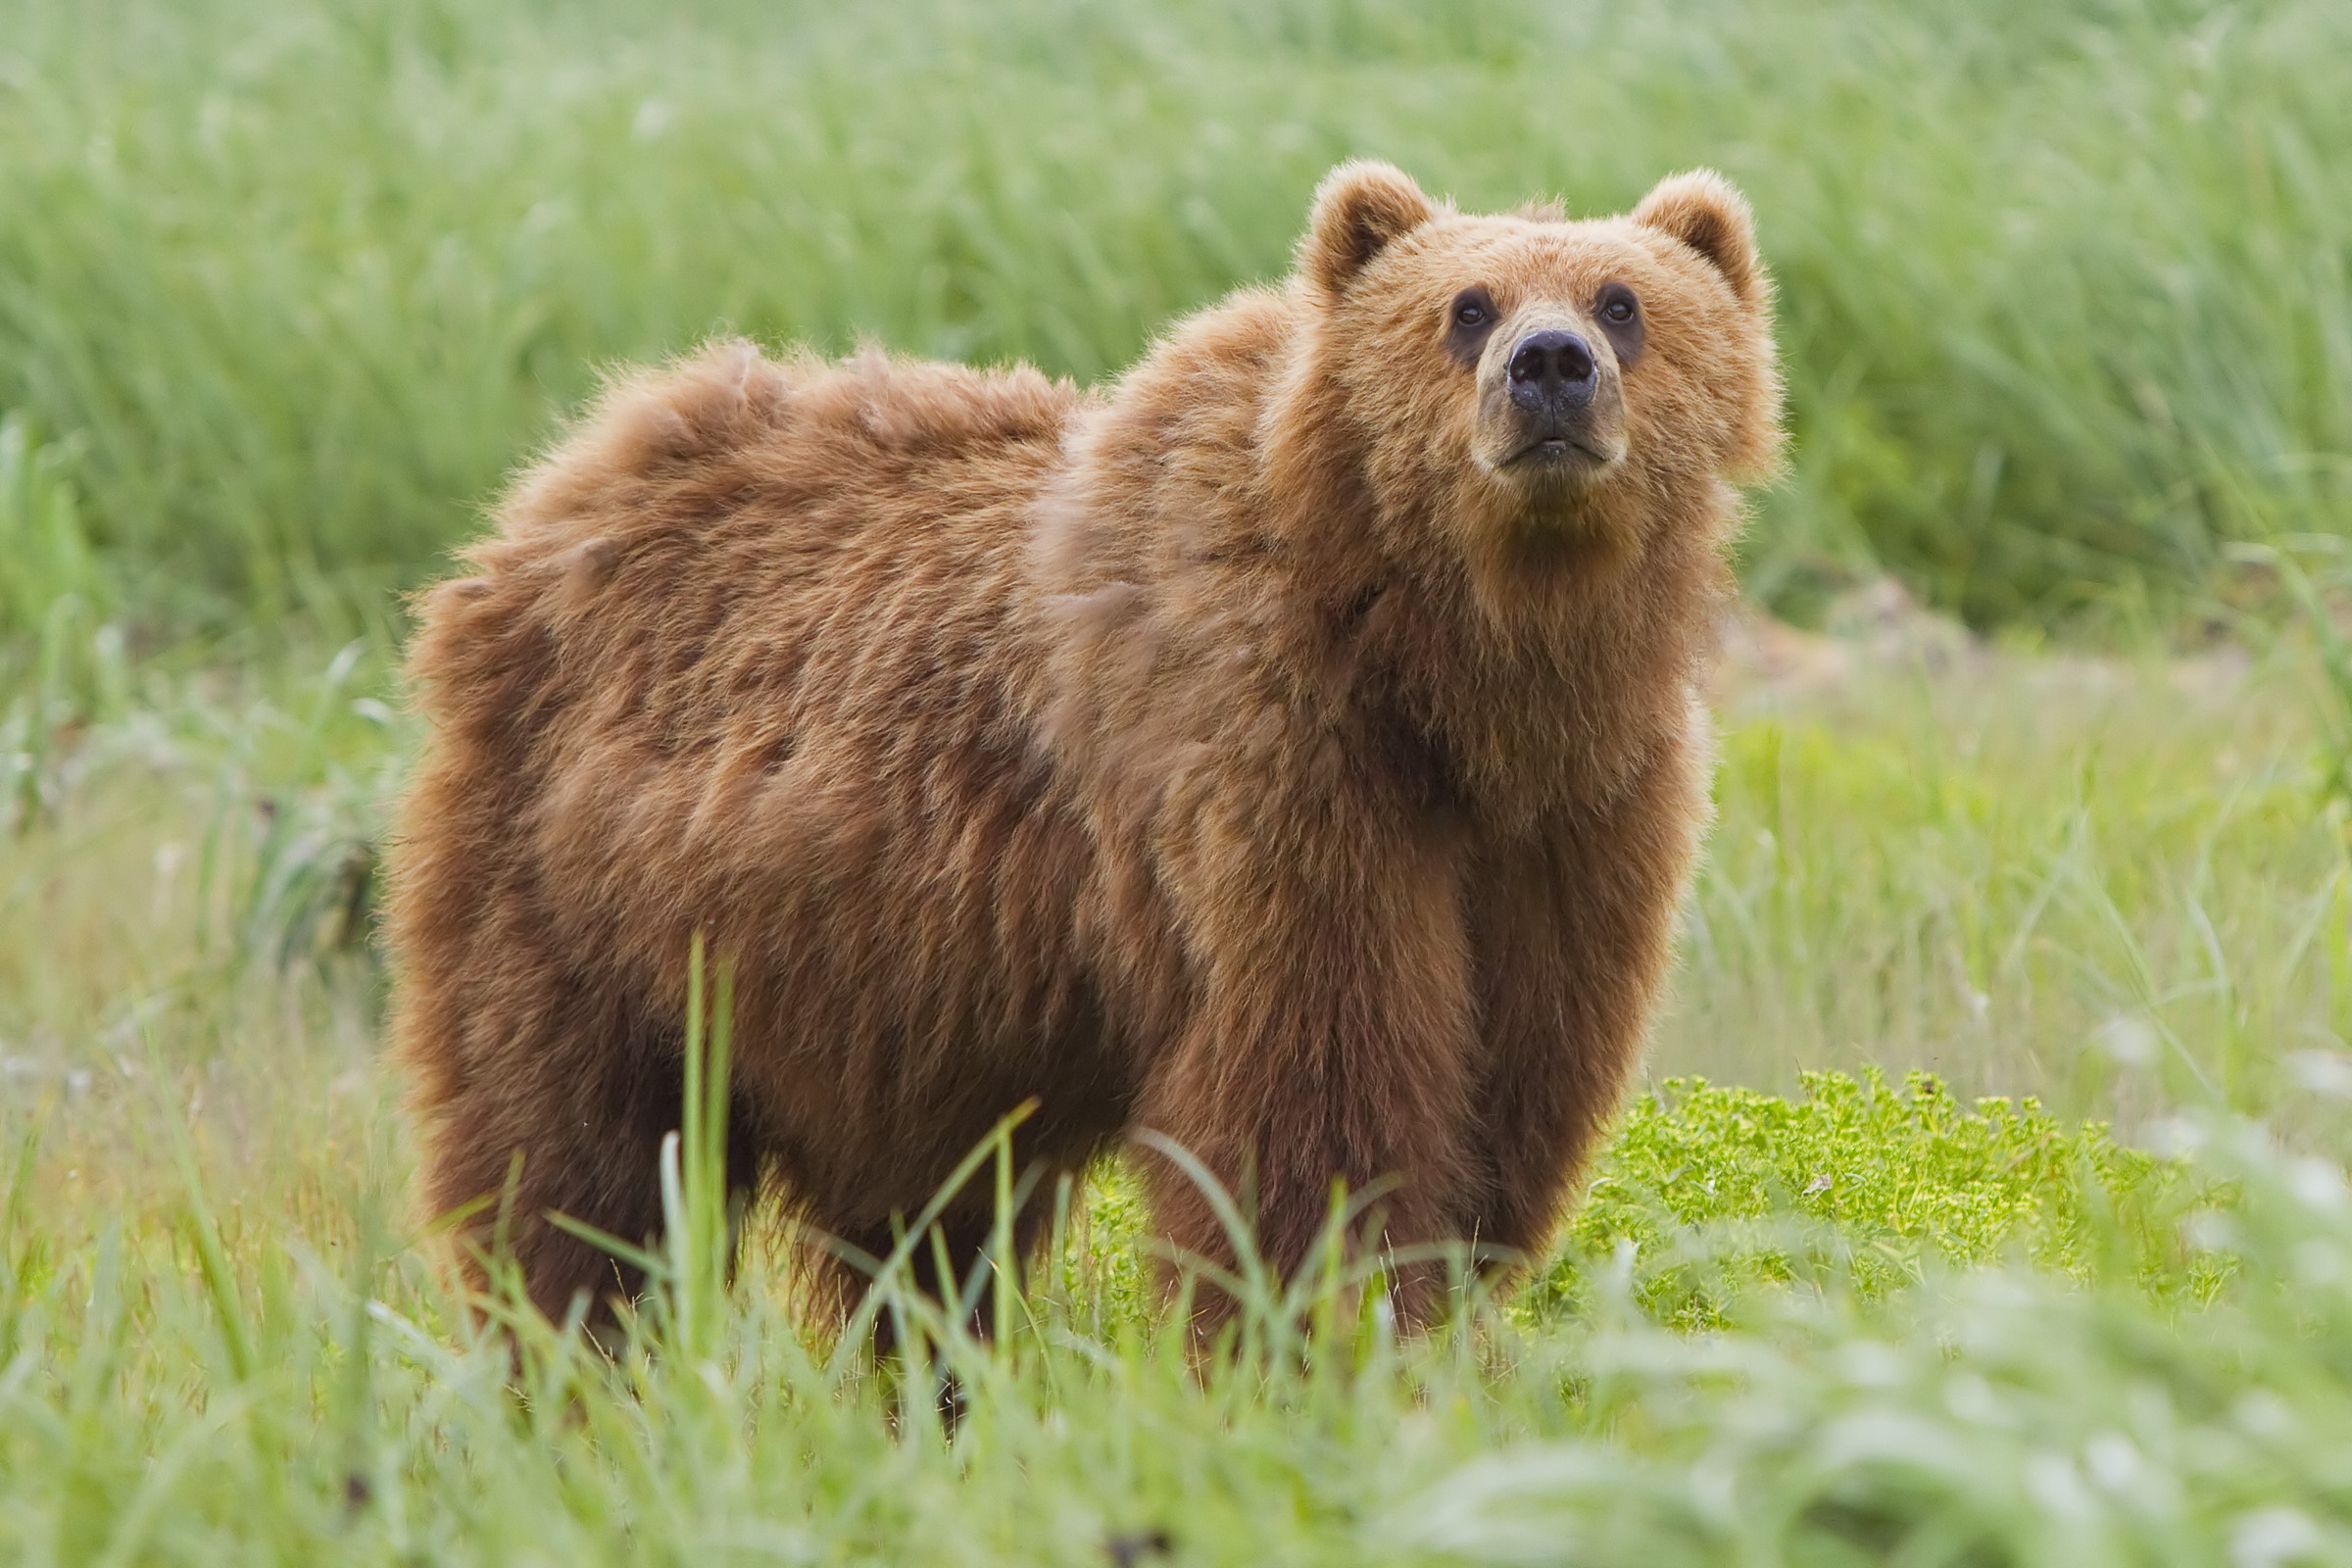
[2,0,2347,637]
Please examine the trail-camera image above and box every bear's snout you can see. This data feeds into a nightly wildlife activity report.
[1479,316,1626,482]
[1506,329,1598,414]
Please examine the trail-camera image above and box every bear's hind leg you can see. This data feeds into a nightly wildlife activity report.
[413,994,752,1334]
[416,1074,671,1329]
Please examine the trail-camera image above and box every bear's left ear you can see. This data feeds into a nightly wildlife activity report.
[1298,161,1436,297]
[1633,171,1762,304]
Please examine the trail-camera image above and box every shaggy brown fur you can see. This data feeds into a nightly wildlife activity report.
[387,162,1782,1334]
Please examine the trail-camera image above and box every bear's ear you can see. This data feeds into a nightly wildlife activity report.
[1633,171,1762,304]
[1298,161,1436,297]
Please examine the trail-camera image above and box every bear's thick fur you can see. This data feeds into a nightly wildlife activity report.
[387,162,1781,1332]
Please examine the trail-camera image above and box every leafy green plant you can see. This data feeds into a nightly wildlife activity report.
[1528,1071,2230,1329]
[220,641,399,971]
[2233,537,2352,819]
[0,413,124,831]
[1402,1117,2352,1568]
[0,414,106,644]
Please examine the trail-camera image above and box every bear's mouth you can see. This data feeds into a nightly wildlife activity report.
[1501,434,1616,470]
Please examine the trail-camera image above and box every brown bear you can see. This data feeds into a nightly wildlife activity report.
[386,161,1781,1336]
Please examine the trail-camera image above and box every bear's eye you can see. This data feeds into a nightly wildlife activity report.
[1593,281,1644,368]
[1446,286,1500,368]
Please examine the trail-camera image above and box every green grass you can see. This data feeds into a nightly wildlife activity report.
[3,0,2349,632]
[3,0,2351,1555]
[1659,641,2350,1125]
[1541,1071,2233,1327]
[1,618,2345,1560]
[0,1048,2335,1564]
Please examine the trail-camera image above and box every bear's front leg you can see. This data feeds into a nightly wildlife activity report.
[1132,769,1481,1335]
[1463,734,1709,1265]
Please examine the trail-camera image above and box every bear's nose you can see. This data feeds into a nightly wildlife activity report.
[1506,329,1599,412]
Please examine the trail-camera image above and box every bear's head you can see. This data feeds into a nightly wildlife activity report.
[1289,161,1781,576]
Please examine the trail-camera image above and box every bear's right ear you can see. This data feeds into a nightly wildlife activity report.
[1298,161,1435,297]
[1633,170,1763,305]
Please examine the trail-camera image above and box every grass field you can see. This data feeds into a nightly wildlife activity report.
[4,0,2352,1559]
[4,0,2350,634]
[3,618,2345,1561]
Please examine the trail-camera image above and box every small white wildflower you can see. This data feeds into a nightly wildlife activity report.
[632,99,675,142]
[2286,1050,2352,1098]
[2232,1392,2295,1438]
[2094,1017,2159,1066]
[2292,1240,2344,1286]
[1836,1342,1905,1389]
[2182,1210,2236,1252]
[2285,1157,2347,1213]
[2024,1451,2094,1520]
[2084,1431,2139,1492]
[2138,1117,2206,1159]
[1943,1371,2000,1423]
[2231,1506,2324,1568]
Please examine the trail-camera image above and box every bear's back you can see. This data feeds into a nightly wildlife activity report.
[392,342,1093,1090]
